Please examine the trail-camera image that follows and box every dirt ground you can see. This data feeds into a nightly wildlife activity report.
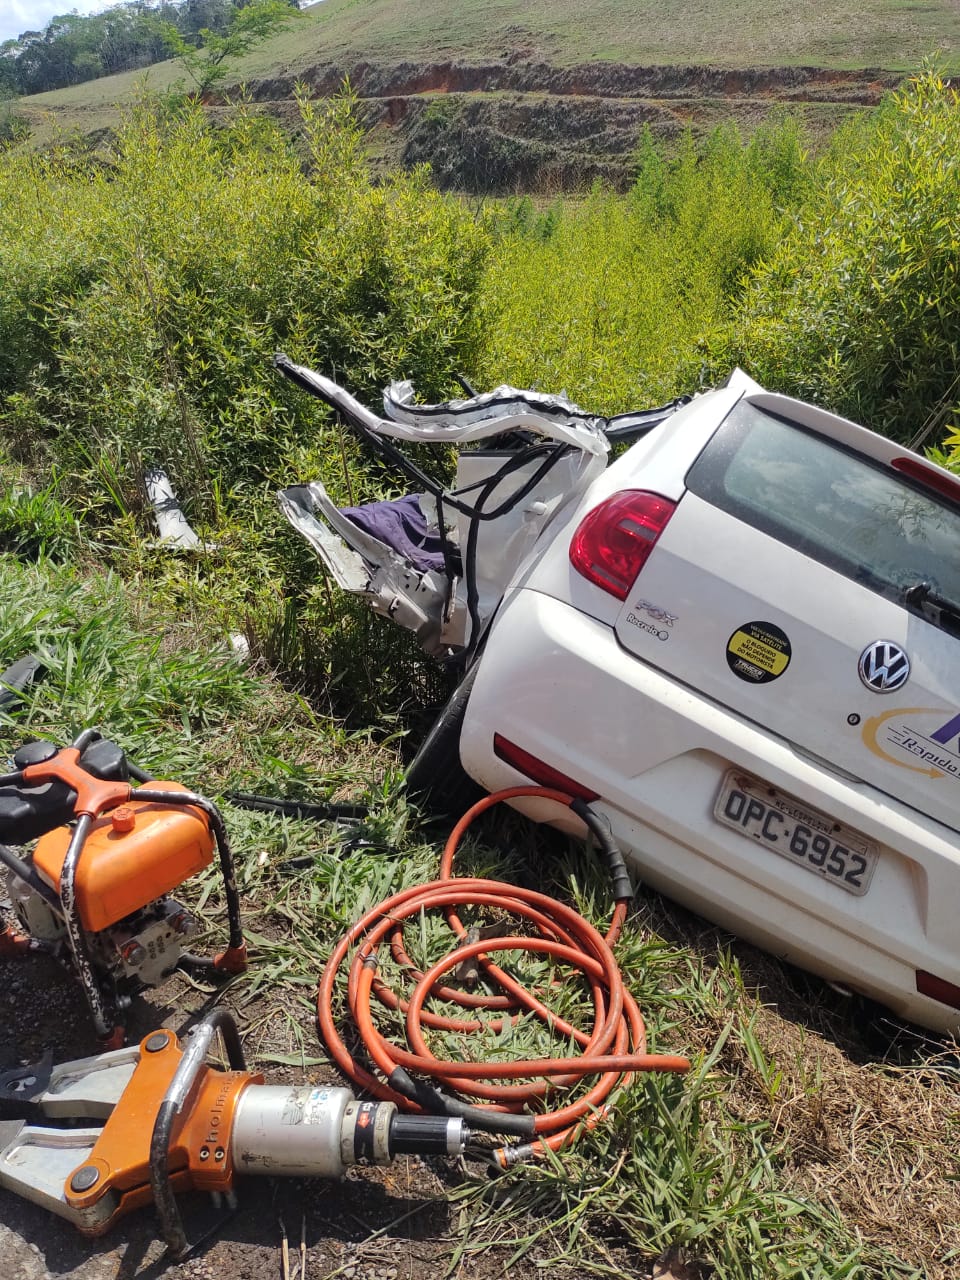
[0,1139,475,1280]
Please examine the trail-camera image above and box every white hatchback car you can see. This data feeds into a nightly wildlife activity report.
[277,357,960,1036]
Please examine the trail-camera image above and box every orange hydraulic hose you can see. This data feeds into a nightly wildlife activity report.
[316,786,690,1164]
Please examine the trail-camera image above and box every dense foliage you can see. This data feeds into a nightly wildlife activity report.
[710,69,960,446]
[0,87,488,719]
[479,116,812,410]
[476,72,960,451]
[0,89,488,523]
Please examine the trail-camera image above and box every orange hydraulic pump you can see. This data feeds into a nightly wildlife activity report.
[0,729,247,1046]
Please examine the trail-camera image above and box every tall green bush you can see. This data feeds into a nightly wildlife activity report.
[478,116,811,411]
[0,87,492,720]
[709,69,960,443]
[0,88,490,523]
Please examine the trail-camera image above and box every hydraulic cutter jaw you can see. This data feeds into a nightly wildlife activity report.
[0,1011,469,1261]
[0,1019,260,1252]
[0,1040,145,1227]
[62,1027,258,1238]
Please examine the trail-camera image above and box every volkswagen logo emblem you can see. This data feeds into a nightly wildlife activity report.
[858,640,910,693]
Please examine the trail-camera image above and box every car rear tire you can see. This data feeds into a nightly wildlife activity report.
[404,663,485,820]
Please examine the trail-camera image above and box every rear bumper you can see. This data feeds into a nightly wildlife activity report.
[460,588,960,1034]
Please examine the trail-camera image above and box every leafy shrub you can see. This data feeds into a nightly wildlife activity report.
[0,87,490,525]
[0,105,29,150]
[707,69,960,443]
[487,195,562,244]
[0,86,493,717]
[0,480,82,561]
[477,117,812,410]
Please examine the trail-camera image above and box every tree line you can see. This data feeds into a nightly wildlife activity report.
[0,0,299,98]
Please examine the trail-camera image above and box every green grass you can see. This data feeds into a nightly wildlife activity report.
[212,0,960,75]
[0,554,371,784]
[2,551,956,1277]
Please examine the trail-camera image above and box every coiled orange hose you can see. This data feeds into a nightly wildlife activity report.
[317,786,690,1164]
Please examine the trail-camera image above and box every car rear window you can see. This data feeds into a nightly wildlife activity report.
[685,399,960,608]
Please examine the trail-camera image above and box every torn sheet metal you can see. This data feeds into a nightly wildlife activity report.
[279,483,451,655]
[275,361,621,656]
[383,380,609,456]
[273,355,609,456]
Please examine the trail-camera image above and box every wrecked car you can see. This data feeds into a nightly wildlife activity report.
[276,353,960,1036]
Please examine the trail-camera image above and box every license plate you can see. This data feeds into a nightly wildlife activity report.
[713,771,879,896]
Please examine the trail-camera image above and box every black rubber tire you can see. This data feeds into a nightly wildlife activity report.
[403,663,485,820]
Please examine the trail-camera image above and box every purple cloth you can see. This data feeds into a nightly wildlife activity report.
[340,493,445,573]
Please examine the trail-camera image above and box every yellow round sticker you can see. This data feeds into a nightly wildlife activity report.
[726,621,792,685]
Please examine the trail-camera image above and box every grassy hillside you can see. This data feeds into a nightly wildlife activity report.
[286,0,960,72]
[18,0,960,116]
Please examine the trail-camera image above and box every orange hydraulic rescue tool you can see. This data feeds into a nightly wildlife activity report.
[0,1010,467,1260]
[0,730,247,1046]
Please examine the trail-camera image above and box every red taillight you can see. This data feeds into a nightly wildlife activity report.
[569,490,677,600]
[493,734,600,801]
[892,456,960,505]
[916,969,960,1012]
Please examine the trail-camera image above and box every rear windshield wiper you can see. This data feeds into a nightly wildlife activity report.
[903,581,960,634]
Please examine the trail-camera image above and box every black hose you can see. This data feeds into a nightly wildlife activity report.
[462,444,574,652]
[69,728,103,754]
[571,797,636,901]
[224,791,369,823]
[387,1067,536,1138]
[0,655,45,713]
